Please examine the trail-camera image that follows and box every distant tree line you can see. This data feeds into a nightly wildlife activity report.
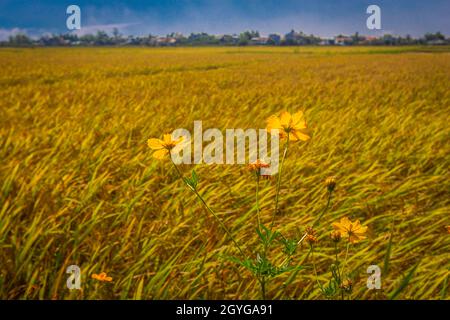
[1,28,448,47]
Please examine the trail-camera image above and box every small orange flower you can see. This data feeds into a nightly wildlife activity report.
[446,226,450,234]
[332,217,368,244]
[306,234,318,245]
[266,111,310,141]
[147,134,184,160]
[248,159,271,177]
[305,226,318,245]
[91,272,112,282]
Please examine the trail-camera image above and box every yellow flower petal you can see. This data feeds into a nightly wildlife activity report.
[163,134,173,144]
[266,115,282,131]
[153,149,169,159]
[279,111,292,128]
[147,138,164,150]
[332,217,367,244]
[349,234,366,243]
[290,129,310,141]
[291,111,305,126]
[355,225,368,234]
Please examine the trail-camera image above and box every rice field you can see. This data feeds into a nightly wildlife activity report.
[0,46,449,300]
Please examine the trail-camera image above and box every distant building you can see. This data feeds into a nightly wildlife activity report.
[334,35,353,45]
[283,30,309,45]
[426,39,446,45]
[360,36,379,45]
[250,37,269,45]
[319,38,334,45]
[156,37,177,46]
[268,34,281,45]
[284,30,298,42]
[216,34,238,44]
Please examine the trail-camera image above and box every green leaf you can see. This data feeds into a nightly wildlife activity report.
[191,170,199,187]
[255,226,266,243]
[256,224,279,247]
[322,278,339,297]
[183,170,199,189]
[278,236,298,256]
[226,255,257,273]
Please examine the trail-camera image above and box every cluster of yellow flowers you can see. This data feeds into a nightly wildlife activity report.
[147,111,369,244]
[147,110,310,160]
[147,110,370,298]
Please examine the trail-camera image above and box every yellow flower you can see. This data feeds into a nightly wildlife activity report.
[332,217,368,244]
[266,111,310,141]
[147,134,184,160]
[91,272,112,282]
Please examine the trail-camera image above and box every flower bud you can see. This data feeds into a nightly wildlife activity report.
[325,176,336,192]
[331,230,341,242]
[305,226,318,245]
[340,278,353,291]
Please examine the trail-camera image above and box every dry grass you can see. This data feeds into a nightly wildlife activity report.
[0,46,449,300]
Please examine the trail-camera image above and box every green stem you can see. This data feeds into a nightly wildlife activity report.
[170,158,246,259]
[297,190,333,246]
[341,242,351,301]
[340,243,349,301]
[255,172,267,300]
[270,134,289,230]
[256,175,261,230]
[342,241,350,278]
[260,277,266,300]
[311,246,324,293]
[333,241,341,287]
[261,135,290,299]
[312,191,333,228]
[334,242,339,267]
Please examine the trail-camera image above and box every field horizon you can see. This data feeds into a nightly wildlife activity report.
[0,46,449,300]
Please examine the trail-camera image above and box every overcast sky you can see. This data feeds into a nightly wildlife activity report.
[0,0,449,40]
